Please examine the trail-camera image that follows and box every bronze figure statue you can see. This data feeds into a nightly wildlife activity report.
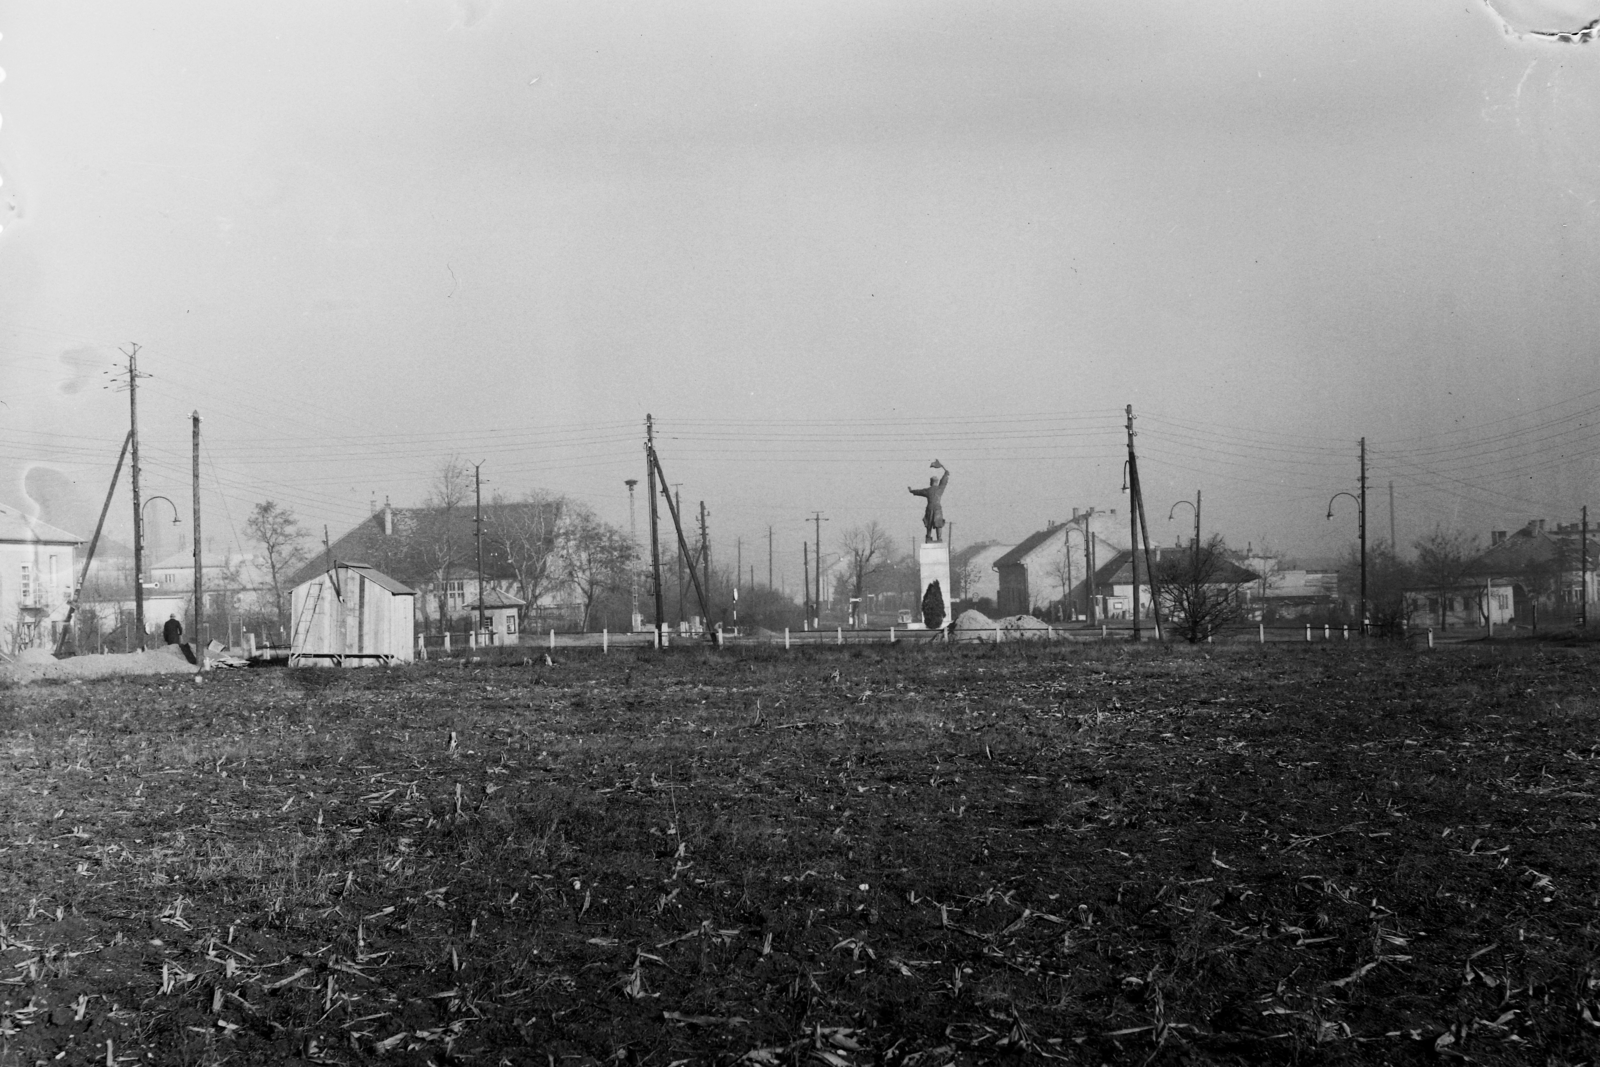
[909,460,949,543]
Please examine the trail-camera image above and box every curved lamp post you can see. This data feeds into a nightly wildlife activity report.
[1168,490,1201,572]
[1327,491,1366,634]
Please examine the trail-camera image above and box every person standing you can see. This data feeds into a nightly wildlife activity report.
[162,614,183,645]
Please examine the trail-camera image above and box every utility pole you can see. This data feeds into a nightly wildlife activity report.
[645,417,664,642]
[810,512,827,627]
[1082,508,1096,626]
[625,479,639,629]
[1130,410,1163,641]
[56,432,132,654]
[803,541,811,629]
[1582,505,1589,628]
[674,485,684,625]
[698,501,711,627]
[768,525,774,589]
[1125,408,1141,641]
[1359,437,1368,635]
[124,344,149,648]
[191,411,205,671]
[474,462,485,636]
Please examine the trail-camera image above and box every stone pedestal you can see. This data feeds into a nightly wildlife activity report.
[917,541,953,630]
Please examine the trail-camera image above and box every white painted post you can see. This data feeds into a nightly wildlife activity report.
[468,629,477,650]
[247,633,257,657]
[784,627,791,649]
[995,625,1001,644]
[1324,624,1330,641]
[1428,629,1434,649]
[837,627,843,645]
[889,626,895,643]
[1305,624,1311,642]
[549,629,555,650]
[1259,623,1265,644]
[1101,625,1107,640]
[603,628,608,653]
[443,631,451,652]
[1343,626,1349,641]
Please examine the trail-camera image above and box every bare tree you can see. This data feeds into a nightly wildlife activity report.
[1154,535,1254,643]
[839,522,892,623]
[560,505,636,631]
[1048,541,1076,620]
[416,456,471,631]
[489,491,566,624]
[246,501,308,628]
[1413,526,1478,631]
[1341,539,1414,638]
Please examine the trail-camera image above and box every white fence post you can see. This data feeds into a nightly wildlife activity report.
[837,627,843,645]
[1343,625,1349,641]
[1305,624,1311,642]
[1428,629,1434,649]
[784,628,790,649]
[889,626,895,643]
[995,625,1001,644]
[443,631,451,652]
[603,628,608,654]
[1324,624,1330,640]
[549,629,555,650]
[1259,623,1265,644]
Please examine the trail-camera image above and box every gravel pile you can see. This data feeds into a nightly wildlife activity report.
[953,608,995,631]
[2,645,199,685]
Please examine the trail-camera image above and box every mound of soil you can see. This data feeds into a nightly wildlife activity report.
[953,608,994,630]
[2,644,199,685]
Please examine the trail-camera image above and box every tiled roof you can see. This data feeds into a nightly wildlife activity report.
[992,525,1065,569]
[0,504,84,545]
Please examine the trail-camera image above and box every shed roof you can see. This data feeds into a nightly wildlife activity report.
[298,562,416,596]
[472,587,527,609]
[0,504,83,545]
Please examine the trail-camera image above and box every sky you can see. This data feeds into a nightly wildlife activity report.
[2,0,1599,586]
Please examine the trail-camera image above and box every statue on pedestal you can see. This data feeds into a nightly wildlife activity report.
[909,460,949,543]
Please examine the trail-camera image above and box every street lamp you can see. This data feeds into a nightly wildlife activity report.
[141,495,181,575]
[1168,490,1201,573]
[1327,491,1365,633]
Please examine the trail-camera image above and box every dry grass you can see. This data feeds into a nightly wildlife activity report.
[0,643,1597,1064]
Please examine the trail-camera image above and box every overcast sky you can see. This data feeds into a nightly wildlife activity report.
[3,0,1599,580]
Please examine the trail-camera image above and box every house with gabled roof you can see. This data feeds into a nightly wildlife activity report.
[0,504,84,651]
[1096,546,1258,622]
[992,509,1126,618]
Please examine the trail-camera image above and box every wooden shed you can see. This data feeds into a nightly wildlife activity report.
[289,563,415,667]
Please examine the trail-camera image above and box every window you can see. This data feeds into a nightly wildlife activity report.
[19,564,32,606]
[504,614,517,635]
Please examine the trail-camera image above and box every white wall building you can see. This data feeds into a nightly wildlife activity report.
[0,504,83,652]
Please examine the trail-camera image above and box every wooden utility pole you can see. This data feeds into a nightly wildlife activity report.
[191,411,205,671]
[645,417,665,641]
[56,432,132,654]
[674,486,684,625]
[1125,408,1142,641]
[810,512,827,627]
[1359,438,1368,634]
[768,525,774,589]
[1388,481,1397,551]
[645,433,711,635]
[803,541,811,628]
[125,344,147,648]
[1126,406,1163,642]
[698,501,711,625]
[1578,504,1590,627]
[474,462,486,636]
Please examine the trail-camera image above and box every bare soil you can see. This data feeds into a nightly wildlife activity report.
[0,643,1596,1065]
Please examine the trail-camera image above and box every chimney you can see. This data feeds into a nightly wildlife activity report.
[1492,530,1507,545]
[383,496,393,537]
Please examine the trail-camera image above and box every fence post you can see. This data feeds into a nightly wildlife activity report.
[1305,624,1311,642]
[1343,625,1349,641]
[1101,625,1107,640]
[1428,629,1434,649]
[1259,623,1264,644]
[889,626,895,643]
[443,631,451,652]
[837,627,843,645]
[1324,624,1330,641]
[603,628,608,654]
[549,629,555,650]
[996,625,1001,644]
[784,628,790,650]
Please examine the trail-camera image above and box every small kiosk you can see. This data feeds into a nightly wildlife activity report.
[289,562,415,667]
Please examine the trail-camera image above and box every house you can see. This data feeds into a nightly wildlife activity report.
[0,504,83,652]
[992,508,1127,618]
[289,562,416,667]
[288,499,583,633]
[471,587,526,644]
[1095,546,1258,623]
[1443,519,1597,629]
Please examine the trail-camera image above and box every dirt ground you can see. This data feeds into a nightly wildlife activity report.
[0,643,1596,1065]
